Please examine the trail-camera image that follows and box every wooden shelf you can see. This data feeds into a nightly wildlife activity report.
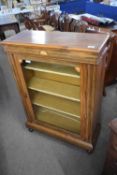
[24,62,80,78]
[28,77,80,102]
[31,92,80,118]
[35,107,80,134]
[24,62,80,86]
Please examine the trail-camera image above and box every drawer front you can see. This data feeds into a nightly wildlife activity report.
[7,45,97,64]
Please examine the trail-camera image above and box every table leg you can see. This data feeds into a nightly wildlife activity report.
[14,23,20,33]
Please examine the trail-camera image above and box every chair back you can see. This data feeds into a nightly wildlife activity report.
[64,15,73,32]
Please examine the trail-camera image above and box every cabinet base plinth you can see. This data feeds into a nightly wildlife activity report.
[26,121,93,151]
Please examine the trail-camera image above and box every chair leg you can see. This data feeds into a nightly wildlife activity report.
[0,32,6,40]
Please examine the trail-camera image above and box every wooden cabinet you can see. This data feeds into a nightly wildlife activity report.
[105,30,117,86]
[2,30,111,151]
[102,118,117,175]
[88,25,117,86]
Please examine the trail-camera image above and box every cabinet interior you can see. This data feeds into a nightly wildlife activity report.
[22,60,81,134]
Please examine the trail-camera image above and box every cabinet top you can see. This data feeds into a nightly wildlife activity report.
[2,30,109,51]
[2,31,110,64]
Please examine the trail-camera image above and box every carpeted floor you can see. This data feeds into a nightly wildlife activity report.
[0,31,117,175]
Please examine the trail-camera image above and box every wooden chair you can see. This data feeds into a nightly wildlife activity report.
[104,31,117,86]
[103,33,115,95]
[41,10,52,25]
[58,13,73,32]
[69,19,78,32]
[23,16,45,30]
[63,15,73,32]
[86,26,115,96]
[48,11,61,29]
[57,14,63,31]
[75,20,88,33]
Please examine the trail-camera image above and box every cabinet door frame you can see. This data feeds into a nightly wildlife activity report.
[8,53,96,151]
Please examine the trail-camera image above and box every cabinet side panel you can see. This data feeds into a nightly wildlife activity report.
[80,63,100,142]
[92,58,106,137]
[80,59,106,144]
[90,43,113,144]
